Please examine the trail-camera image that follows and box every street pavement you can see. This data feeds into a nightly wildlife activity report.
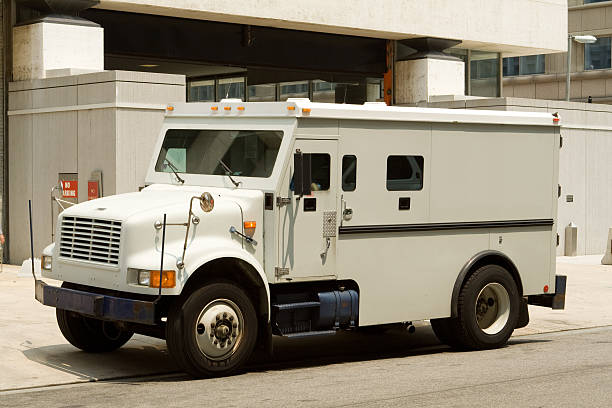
[0,255,611,399]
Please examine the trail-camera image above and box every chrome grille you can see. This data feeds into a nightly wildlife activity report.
[59,216,121,265]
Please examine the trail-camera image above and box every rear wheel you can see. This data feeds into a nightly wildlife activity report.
[434,264,519,350]
[166,282,258,378]
[56,309,133,352]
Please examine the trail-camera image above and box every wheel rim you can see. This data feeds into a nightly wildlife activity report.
[474,283,510,335]
[195,298,244,361]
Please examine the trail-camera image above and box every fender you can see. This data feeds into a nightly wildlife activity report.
[183,241,270,321]
[450,250,522,318]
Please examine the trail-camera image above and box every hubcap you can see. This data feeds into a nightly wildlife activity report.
[475,283,510,335]
[195,299,243,361]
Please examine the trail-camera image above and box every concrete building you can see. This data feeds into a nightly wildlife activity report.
[1,0,573,262]
[504,0,612,102]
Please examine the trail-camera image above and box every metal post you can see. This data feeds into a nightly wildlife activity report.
[565,35,572,101]
[28,200,36,281]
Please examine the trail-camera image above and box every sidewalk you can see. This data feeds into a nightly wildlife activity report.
[1,256,611,392]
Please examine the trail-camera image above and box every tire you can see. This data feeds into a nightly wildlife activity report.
[449,264,520,350]
[166,282,258,378]
[56,309,134,352]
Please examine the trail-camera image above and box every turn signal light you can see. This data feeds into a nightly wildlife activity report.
[244,221,256,238]
[137,269,176,288]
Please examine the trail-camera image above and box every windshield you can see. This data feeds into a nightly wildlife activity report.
[155,129,283,178]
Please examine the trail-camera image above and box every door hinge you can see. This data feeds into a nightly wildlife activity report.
[275,267,290,278]
[276,197,291,207]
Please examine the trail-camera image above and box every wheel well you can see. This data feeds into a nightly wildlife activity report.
[181,258,268,323]
[451,252,523,318]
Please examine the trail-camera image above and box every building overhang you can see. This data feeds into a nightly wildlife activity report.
[96,0,568,56]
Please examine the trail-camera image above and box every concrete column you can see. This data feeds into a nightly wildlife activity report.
[394,38,465,105]
[12,1,103,81]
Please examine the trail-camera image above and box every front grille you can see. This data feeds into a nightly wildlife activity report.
[59,216,121,265]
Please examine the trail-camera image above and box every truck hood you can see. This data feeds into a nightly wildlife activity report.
[60,184,263,222]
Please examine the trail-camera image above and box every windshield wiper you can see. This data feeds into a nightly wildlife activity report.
[219,159,240,187]
[164,158,185,184]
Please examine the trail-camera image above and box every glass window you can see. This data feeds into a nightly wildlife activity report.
[470,51,500,97]
[248,83,276,102]
[386,155,424,191]
[584,0,610,4]
[188,79,215,102]
[280,81,309,101]
[310,154,330,191]
[342,155,357,191]
[585,37,611,71]
[217,77,245,101]
[312,80,337,103]
[503,57,520,77]
[520,55,545,75]
[155,129,283,178]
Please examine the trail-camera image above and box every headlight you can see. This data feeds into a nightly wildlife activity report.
[132,268,176,288]
[41,255,52,271]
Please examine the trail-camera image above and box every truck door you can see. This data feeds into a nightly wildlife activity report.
[277,139,339,281]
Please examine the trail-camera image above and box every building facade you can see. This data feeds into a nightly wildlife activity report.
[3,0,568,262]
[504,0,612,102]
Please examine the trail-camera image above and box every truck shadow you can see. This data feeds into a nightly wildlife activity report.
[20,326,551,384]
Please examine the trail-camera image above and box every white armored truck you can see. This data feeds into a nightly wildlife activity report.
[36,99,566,377]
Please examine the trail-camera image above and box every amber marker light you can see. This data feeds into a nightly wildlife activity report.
[224,106,231,111]
[166,105,174,112]
[211,106,219,111]
[244,221,256,237]
[237,106,245,111]
[302,108,311,113]
[287,106,296,111]
[149,270,176,288]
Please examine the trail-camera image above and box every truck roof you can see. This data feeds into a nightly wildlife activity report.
[165,99,560,127]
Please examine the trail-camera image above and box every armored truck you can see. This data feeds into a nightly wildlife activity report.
[36,99,566,377]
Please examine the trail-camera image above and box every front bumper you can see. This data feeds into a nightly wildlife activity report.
[35,280,158,325]
[527,275,567,310]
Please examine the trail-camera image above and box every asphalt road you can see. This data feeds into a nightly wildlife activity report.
[2,326,612,408]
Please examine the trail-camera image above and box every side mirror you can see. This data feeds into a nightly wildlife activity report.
[293,150,312,196]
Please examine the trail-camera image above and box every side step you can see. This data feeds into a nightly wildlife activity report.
[284,330,336,339]
[272,301,321,311]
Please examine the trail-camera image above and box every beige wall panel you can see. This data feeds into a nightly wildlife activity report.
[582,8,607,31]
[605,7,612,29]
[571,79,583,99]
[581,78,606,98]
[536,82,561,100]
[338,231,490,325]
[604,78,612,95]
[77,82,118,105]
[585,129,612,254]
[8,115,33,262]
[503,84,515,97]
[557,129,587,256]
[569,8,582,32]
[116,82,185,105]
[32,86,77,109]
[115,109,165,193]
[77,109,117,199]
[8,90,33,111]
[429,124,555,222]
[514,83,536,98]
[32,112,78,257]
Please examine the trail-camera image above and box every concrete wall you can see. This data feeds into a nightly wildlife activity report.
[426,97,612,256]
[7,71,185,263]
[96,0,567,56]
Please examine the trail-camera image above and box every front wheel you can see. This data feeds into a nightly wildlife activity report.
[56,309,134,352]
[166,282,258,378]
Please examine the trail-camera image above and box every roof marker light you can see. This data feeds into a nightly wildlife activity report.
[211,106,218,111]
[302,108,311,114]
[287,106,296,111]
[166,105,174,111]
[237,106,245,111]
[224,106,231,111]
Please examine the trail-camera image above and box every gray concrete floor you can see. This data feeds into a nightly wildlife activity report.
[1,255,611,398]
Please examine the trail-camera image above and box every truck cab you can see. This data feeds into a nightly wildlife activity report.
[36,99,566,377]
